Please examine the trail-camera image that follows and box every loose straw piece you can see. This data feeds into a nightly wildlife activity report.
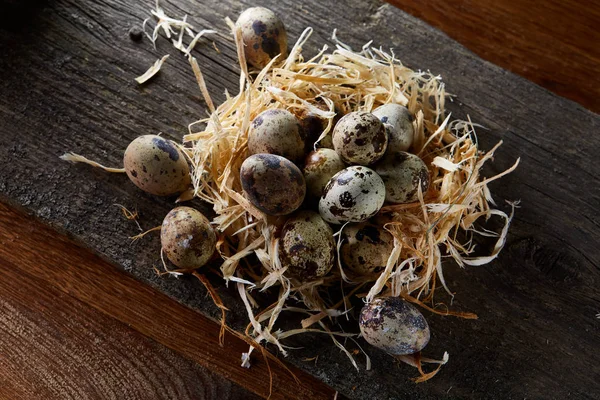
[60,153,125,173]
[189,56,215,113]
[130,226,161,241]
[135,55,169,84]
[395,351,450,383]
[193,271,229,345]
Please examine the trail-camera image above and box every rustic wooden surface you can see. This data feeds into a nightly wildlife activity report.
[387,0,600,113]
[0,0,599,399]
[0,202,337,400]
[0,213,263,400]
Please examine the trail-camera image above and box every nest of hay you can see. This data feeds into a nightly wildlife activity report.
[175,17,519,376]
[67,2,520,383]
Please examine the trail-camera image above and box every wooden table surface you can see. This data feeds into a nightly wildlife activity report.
[389,0,600,113]
[0,0,598,399]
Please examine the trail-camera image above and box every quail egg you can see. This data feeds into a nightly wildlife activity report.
[303,103,344,150]
[303,148,346,199]
[279,211,335,281]
[236,7,288,69]
[299,113,327,153]
[332,111,388,165]
[248,109,305,163]
[160,206,216,269]
[240,154,305,215]
[123,135,191,196]
[374,151,430,203]
[372,103,414,152]
[340,222,394,274]
[319,166,385,224]
[359,297,430,355]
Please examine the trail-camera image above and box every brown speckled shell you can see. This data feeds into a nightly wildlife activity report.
[302,102,343,151]
[279,211,335,281]
[123,135,191,196]
[240,154,306,216]
[318,166,385,224]
[248,109,305,163]
[303,148,346,199]
[374,151,430,204]
[160,207,216,270]
[372,104,414,152]
[299,113,326,153]
[332,111,388,165]
[340,222,394,274]
[359,297,430,355]
[236,7,288,69]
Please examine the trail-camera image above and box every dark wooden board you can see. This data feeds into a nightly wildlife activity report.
[0,202,337,400]
[0,0,599,399]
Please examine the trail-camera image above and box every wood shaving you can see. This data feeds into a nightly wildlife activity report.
[60,152,125,173]
[134,54,169,84]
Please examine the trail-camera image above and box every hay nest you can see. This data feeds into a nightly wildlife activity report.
[180,16,518,377]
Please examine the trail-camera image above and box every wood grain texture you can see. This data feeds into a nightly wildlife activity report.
[0,243,262,400]
[0,202,338,400]
[387,0,600,113]
[0,0,599,399]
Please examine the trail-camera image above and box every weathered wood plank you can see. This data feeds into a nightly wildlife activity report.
[0,0,598,399]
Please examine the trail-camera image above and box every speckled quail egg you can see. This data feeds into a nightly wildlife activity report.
[382,123,396,150]
[236,7,288,69]
[302,103,344,151]
[160,207,216,270]
[372,104,414,152]
[248,109,305,163]
[240,154,305,215]
[375,151,430,204]
[340,222,394,274]
[359,297,430,355]
[303,149,346,199]
[279,211,335,281]
[318,166,385,224]
[123,135,191,196]
[299,113,327,153]
[332,111,388,165]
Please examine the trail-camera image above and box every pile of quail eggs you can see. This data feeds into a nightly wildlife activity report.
[240,102,429,281]
[234,91,432,357]
[239,100,432,358]
[124,101,430,283]
[235,7,433,357]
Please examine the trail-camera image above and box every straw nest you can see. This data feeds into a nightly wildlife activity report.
[65,1,520,383]
[179,14,519,377]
